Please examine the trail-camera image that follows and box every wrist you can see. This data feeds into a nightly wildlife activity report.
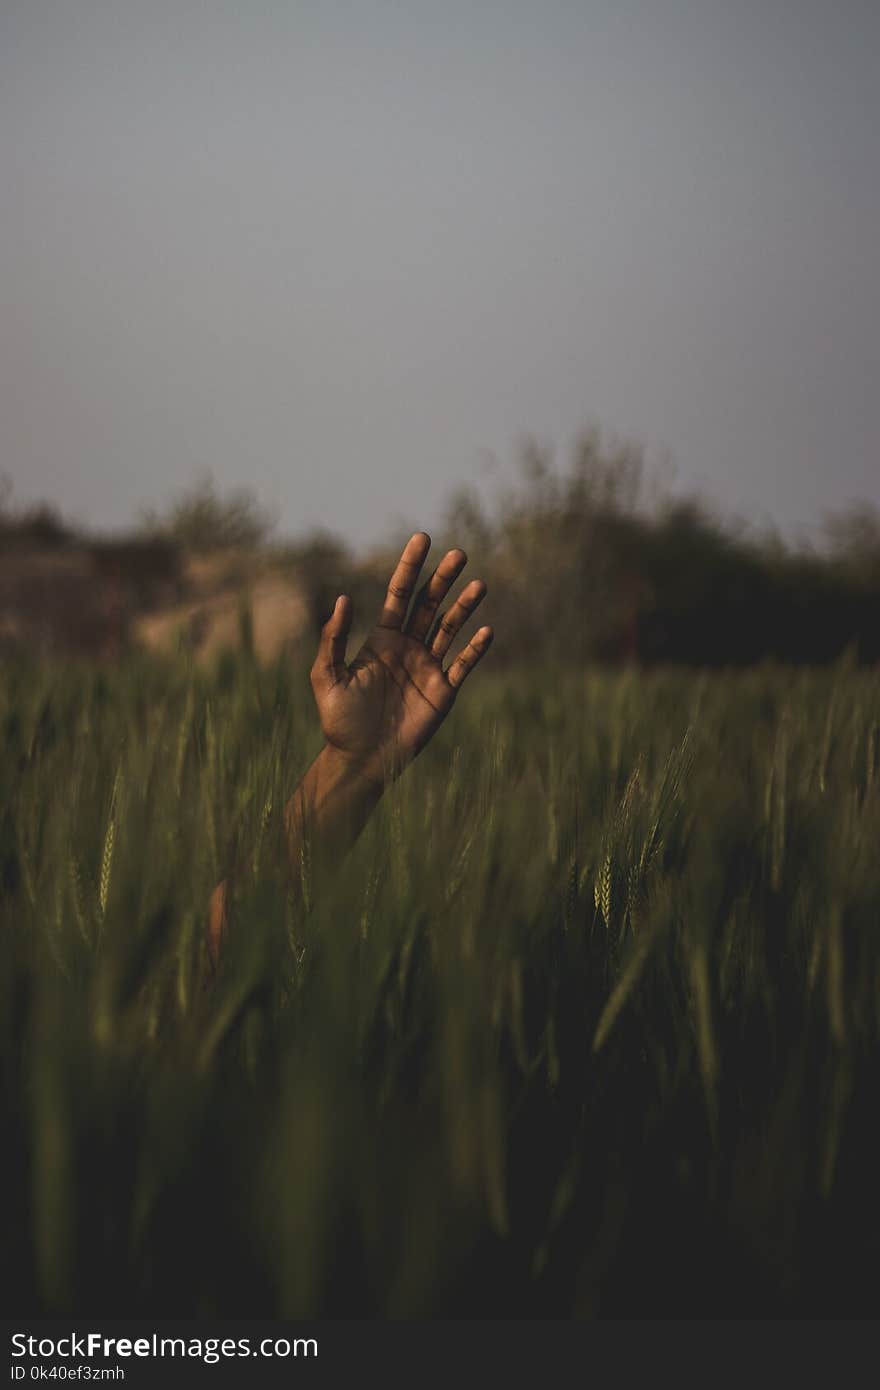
[317,741,388,793]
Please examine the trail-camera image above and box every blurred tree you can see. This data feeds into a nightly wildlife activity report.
[454,431,653,664]
[280,530,358,639]
[436,434,880,667]
[823,502,880,586]
[0,478,74,547]
[138,474,275,551]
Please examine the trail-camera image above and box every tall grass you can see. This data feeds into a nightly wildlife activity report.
[2,651,879,1315]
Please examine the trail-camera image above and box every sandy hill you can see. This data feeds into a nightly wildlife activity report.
[0,536,311,664]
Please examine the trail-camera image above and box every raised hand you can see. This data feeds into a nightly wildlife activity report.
[310,532,493,785]
[208,531,493,964]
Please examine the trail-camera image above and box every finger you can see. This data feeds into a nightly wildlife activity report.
[310,594,352,694]
[405,547,467,641]
[447,626,494,691]
[377,531,431,629]
[428,579,487,660]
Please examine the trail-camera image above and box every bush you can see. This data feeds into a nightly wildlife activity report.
[138,474,275,552]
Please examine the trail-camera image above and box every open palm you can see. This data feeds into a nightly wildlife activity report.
[310,532,493,784]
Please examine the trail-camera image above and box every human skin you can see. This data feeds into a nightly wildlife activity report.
[207,531,493,962]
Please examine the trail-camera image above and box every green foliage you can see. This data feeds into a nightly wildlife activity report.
[0,475,74,547]
[2,651,880,1315]
[138,473,275,552]
[438,434,880,667]
[823,501,880,587]
[276,530,383,643]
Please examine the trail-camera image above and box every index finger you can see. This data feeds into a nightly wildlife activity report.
[377,531,432,629]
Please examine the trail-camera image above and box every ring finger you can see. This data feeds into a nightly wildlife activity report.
[405,548,467,642]
[428,579,487,661]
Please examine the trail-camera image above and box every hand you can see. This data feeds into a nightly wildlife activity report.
[309,531,493,785]
[207,532,493,965]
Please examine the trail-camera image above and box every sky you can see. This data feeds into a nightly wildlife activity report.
[1,0,878,551]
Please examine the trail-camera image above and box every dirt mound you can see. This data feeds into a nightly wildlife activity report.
[134,571,309,665]
[0,541,309,663]
[0,540,182,658]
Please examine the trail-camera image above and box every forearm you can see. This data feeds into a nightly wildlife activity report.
[283,742,386,894]
[207,743,386,964]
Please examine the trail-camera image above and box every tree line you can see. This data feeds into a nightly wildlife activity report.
[3,438,879,666]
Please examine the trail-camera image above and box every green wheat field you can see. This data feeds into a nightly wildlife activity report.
[3,648,879,1317]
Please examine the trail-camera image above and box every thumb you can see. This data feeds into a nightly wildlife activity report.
[311,594,352,693]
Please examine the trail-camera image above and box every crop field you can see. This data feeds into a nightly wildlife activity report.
[2,650,879,1317]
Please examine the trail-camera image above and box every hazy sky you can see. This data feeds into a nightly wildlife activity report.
[2,1,877,550]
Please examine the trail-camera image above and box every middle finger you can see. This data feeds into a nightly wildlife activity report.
[376,531,431,630]
[405,548,467,642]
[428,579,487,660]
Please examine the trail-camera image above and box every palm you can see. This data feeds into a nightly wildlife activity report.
[310,533,493,782]
[324,627,453,761]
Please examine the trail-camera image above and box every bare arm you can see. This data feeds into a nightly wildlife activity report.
[207,532,493,962]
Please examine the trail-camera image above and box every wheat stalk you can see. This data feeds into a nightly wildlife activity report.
[99,766,122,922]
